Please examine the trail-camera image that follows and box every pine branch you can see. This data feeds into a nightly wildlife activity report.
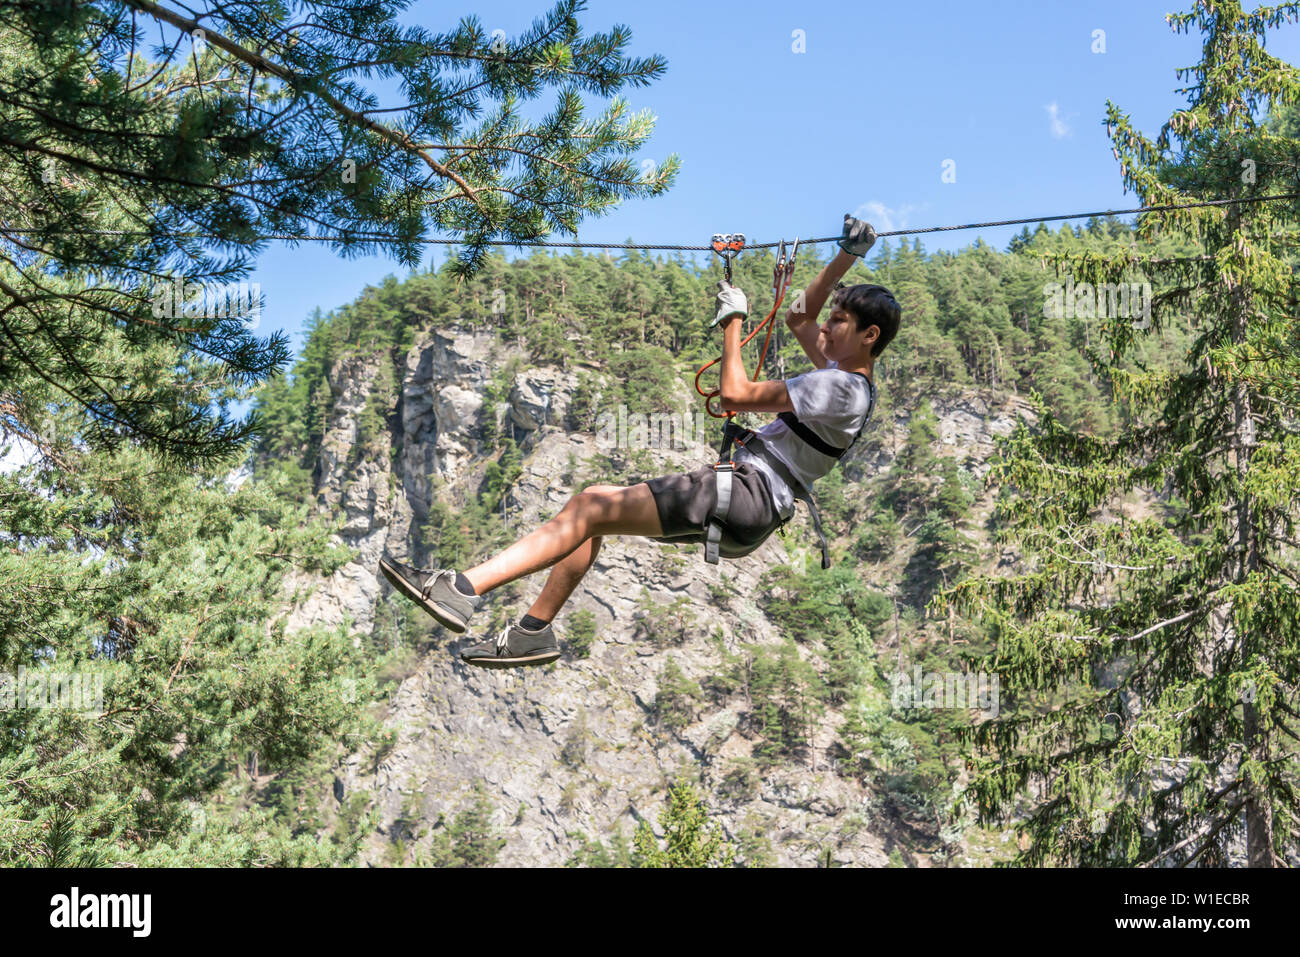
[122,0,486,212]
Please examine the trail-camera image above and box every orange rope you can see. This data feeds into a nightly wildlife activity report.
[694,272,792,419]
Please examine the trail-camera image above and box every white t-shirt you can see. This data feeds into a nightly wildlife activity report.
[733,360,876,520]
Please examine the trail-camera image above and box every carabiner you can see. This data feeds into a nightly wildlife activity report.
[772,240,787,300]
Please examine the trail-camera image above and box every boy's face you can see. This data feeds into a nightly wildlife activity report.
[819,305,878,364]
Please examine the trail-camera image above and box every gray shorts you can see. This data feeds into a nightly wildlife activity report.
[644,462,784,557]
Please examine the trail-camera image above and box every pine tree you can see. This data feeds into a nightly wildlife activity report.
[0,0,677,461]
[654,656,703,731]
[632,777,734,868]
[936,1,1300,867]
[0,436,368,864]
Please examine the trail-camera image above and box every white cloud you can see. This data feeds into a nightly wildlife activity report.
[851,201,925,235]
[1046,102,1071,139]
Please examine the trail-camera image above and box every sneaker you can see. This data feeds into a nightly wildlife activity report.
[461,622,561,669]
[378,556,482,633]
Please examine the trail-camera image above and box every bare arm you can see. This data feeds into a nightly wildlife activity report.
[716,248,855,412]
[785,249,859,369]
[718,315,794,413]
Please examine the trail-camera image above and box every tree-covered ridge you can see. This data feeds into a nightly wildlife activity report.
[255,212,1196,485]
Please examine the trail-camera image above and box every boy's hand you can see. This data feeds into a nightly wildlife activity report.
[710,280,748,327]
[838,213,878,257]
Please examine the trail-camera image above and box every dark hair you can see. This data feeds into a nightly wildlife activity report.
[831,283,901,358]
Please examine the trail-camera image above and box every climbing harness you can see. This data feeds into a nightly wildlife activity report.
[704,372,876,569]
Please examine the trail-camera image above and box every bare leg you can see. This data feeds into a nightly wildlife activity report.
[526,535,603,622]
[463,482,661,597]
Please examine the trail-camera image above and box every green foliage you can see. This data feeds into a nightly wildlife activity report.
[421,783,507,868]
[565,829,634,868]
[854,508,902,562]
[481,359,524,452]
[0,0,685,870]
[743,640,825,768]
[566,370,603,431]
[632,589,696,647]
[482,436,524,512]
[0,439,369,865]
[736,818,776,868]
[717,758,762,804]
[933,3,1300,866]
[836,685,967,832]
[653,657,703,731]
[758,563,892,705]
[560,710,593,769]
[107,3,1300,873]
[419,488,513,574]
[631,777,735,868]
[565,608,598,659]
[888,399,942,516]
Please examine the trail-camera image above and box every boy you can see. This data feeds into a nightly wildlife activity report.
[379,214,901,668]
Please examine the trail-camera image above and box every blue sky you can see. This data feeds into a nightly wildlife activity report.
[245,0,1300,360]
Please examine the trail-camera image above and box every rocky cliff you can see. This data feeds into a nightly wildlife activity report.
[279,323,1036,866]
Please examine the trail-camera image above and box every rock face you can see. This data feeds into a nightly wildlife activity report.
[281,324,1037,866]
[284,353,393,637]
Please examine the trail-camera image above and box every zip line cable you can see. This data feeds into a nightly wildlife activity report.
[3,192,1299,251]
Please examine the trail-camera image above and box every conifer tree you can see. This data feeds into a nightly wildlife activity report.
[0,0,677,460]
[632,777,734,868]
[0,431,366,865]
[937,0,1300,867]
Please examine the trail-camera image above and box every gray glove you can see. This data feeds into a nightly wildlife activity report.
[838,214,878,257]
[710,280,748,327]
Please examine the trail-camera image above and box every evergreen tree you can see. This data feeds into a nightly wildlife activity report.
[654,656,703,731]
[632,777,734,868]
[0,435,367,864]
[0,0,677,461]
[937,1,1300,867]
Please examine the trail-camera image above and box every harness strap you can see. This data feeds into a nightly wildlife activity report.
[735,432,832,569]
[776,412,845,458]
[705,421,833,569]
[704,461,734,564]
[776,371,876,459]
[703,373,875,570]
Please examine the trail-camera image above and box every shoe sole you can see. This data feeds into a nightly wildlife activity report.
[461,650,561,670]
[379,558,469,634]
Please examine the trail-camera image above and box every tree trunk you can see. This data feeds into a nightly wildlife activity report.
[1227,202,1272,867]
